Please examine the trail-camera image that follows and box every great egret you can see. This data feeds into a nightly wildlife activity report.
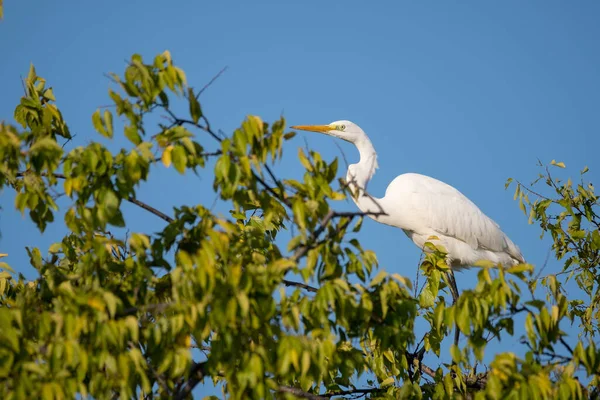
[291,121,525,269]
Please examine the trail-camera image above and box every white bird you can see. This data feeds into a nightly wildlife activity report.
[291,121,525,269]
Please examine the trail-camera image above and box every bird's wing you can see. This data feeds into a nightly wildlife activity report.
[384,173,523,261]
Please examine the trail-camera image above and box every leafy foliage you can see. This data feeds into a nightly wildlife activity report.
[1,51,599,399]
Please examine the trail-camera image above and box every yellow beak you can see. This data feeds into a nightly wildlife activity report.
[290,124,332,134]
[0,253,7,258]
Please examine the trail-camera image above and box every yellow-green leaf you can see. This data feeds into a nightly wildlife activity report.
[162,146,173,168]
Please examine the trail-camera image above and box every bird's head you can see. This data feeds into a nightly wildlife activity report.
[291,120,366,144]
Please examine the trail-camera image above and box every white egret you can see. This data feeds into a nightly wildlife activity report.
[291,121,525,269]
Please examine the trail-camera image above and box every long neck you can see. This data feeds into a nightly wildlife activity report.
[346,137,387,220]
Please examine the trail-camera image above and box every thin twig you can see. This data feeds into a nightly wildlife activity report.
[20,75,30,97]
[195,66,228,99]
[62,133,76,149]
[532,247,553,282]
[253,171,291,207]
[414,251,425,298]
[516,180,552,201]
[333,140,350,172]
[559,337,574,354]
[159,104,223,143]
[264,163,286,197]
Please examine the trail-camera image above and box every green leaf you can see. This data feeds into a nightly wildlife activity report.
[103,292,119,318]
[455,301,470,334]
[292,200,306,230]
[172,145,186,173]
[103,110,113,137]
[381,376,395,387]
[298,148,312,171]
[525,300,546,310]
[48,243,62,254]
[450,344,461,363]
[92,109,107,137]
[42,88,55,101]
[188,88,202,123]
[419,283,435,308]
[369,270,387,287]
[125,125,142,145]
[0,262,14,273]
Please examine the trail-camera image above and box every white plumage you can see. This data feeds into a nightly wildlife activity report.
[291,120,524,268]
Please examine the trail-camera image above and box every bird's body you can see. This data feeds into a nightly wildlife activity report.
[358,172,524,268]
[291,120,524,269]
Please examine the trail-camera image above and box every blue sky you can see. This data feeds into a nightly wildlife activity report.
[2,0,600,396]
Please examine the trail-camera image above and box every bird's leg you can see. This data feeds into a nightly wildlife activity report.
[445,267,461,347]
[446,269,459,305]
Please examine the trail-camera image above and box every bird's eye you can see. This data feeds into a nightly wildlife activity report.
[340,125,346,131]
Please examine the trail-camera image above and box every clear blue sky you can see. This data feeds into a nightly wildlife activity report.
[1,0,599,396]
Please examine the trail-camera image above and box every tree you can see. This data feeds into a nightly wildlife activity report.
[0,47,599,399]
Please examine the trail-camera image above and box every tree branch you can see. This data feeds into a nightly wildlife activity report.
[276,387,327,400]
[117,302,172,318]
[174,361,207,400]
[15,171,174,223]
[292,210,385,261]
[126,197,173,223]
[282,279,318,293]
[253,171,291,207]
[406,350,437,380]
[277,385,384,399]
[559,337,574,354]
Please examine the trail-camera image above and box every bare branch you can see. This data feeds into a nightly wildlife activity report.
[126,197,173,223]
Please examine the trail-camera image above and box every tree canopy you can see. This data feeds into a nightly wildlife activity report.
[1,42,599,399]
